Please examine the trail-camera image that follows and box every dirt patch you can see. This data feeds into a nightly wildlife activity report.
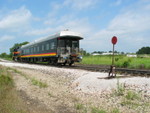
[18,90,52,113]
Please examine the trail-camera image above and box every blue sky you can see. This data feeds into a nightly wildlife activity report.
[0,0,150,54]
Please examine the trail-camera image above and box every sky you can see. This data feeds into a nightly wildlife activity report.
[0,0,150,54]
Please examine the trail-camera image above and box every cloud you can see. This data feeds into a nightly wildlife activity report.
[112,0,122,6]
[87,1,150,52]
[0,6,32,31]
[24,28,53,36]
[64,0,98,10]
[0,35,15,42]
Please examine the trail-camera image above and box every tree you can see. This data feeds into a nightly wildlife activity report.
[0,52,8,58]
[136,47,150,54]
[80,48,90,56]
[9,41,29,57]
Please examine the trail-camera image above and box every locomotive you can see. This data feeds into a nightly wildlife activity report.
[12,30,83,66]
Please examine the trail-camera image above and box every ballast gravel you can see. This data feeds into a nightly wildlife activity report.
[0,61,150,95]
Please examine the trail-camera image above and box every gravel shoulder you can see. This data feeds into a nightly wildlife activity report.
[0,60,150,113]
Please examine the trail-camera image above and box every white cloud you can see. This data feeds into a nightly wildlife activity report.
[86,1,150,52]
[0,35,15,42]
[59,18,92,34]
[64,0,98,10]
[24,28,53,36]
[0,6,32,30]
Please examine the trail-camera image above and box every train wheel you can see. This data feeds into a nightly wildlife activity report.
[69,61,74,66]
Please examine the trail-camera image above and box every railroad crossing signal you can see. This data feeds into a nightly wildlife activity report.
[108,36,118,77]
[111,36,118,66]
[112,36,117,45]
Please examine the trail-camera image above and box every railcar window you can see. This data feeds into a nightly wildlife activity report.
[34,47,36,52]
[27,49,29,54]
[72,41,78,48]
[66,40,71,48]
[51,42,54,49]
[50,41,56,49]
[37,46,39,52]
[46,43,49,50]
[42,45,44,51]
[59,40,65,47]
[31,48,33,53]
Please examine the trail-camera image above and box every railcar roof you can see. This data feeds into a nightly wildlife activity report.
[21,30,83,49]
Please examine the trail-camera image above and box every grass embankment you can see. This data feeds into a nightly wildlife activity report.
[0,66,27,113]
[81,55,150,69]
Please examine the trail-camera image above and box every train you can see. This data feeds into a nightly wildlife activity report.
[12,30,83,66]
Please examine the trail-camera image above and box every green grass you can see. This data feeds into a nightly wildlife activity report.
[81,55,150,69]
[6,67,48,88]
[0,65,28,113]
[82,55,112,65]
[31,78,48,88]
[115,79,125,96]
[75,103,84,110]
[125,90,140,100]
[91,107,107,113]
[0,57,12,61]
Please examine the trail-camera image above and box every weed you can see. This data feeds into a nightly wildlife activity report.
[115,79,125,96]
[125,90,140,100]
[122,61,130,68]
[121,99,140,108]
[75,103,84,110]
[31,78,48,88]
[111,108,120,113]
[48,92,54,97]
[91,107,107,113]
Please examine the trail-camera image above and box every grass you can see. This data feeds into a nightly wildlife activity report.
[0,57,12,61]
[7,67,48,88]
[91,107,107,113]
[114,78,125,96]
[125,90,140,100]
[75,103,84,110]
[81,55,150,69]
[111,108,120,113]
[0,65,28,113]
[31,78,48,88]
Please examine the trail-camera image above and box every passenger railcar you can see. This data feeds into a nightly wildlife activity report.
[12,30,83,65]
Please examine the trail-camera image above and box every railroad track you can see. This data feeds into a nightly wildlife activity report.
[2,59,150,77]
[67,64,150,77]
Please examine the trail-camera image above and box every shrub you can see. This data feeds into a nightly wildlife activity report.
[122,61,130,68]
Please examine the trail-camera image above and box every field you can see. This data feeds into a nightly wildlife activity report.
[81,55,150,69]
